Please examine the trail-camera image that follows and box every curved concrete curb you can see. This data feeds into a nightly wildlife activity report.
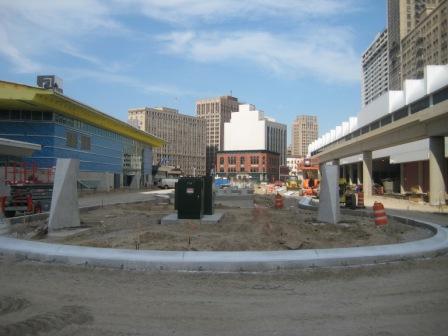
[1,217,447,272]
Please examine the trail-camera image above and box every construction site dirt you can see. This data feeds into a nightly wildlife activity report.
[7,195,433,251]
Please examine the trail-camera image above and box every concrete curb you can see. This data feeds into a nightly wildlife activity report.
[1,217,447,272]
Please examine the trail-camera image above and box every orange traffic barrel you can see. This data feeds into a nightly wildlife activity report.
[26,194,33,212]
[274,193,284,209]
[0,196,6,214]
[357,191,365,208]
[373,201,388,226]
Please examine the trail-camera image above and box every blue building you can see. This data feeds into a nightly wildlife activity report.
[0,79,164,190]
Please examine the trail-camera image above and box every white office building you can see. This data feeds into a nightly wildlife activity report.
[224,104,287,164]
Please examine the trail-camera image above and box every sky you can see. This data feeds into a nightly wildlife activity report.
[0,0,387,143]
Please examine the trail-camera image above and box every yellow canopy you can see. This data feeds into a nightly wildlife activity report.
[0,80,165,148]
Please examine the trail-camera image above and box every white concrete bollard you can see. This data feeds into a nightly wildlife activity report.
[48,159,80,231]
[317,165,340,224]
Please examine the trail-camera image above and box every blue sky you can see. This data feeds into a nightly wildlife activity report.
[0,0,386,143]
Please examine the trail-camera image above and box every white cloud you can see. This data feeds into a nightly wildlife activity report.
[0,0,362,87]
[157,28,360,83]
[114,0,359,24]
[62,68,198,96]
[0,26,41,73]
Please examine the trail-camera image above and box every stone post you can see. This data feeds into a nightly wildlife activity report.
[363,151,373,198]
[357,161,362,185]
[348,164,354,185]
[48,159,80,231]
[429,136,446,205]
[317,164,340,224]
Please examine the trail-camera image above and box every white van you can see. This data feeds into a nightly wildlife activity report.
[159,178,178,189]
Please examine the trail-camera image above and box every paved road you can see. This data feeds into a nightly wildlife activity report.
[1,255,447,335]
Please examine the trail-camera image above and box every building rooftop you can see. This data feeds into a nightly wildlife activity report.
[0,80,165,148]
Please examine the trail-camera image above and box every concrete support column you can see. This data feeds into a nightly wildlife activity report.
[348,164,354,185]
[429,136,446,206]
[417,161,424,193]
[363,151,373,198]
[341,165,347,181]
[357,162,362,185]
[400,164,405,194]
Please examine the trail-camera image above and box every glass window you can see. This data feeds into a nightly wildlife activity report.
[32,111,42,120]
[22,111,32,120]
[66,131,78,148]
[80,135,91,151]
[42,111,53,121]
[11,111,21,120]
[0,111,9,120]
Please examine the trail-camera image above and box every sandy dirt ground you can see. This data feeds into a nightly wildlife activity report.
[0,254,447,336]
[7,195,432,251]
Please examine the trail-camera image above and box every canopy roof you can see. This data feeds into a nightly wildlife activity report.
[0,81,165,148]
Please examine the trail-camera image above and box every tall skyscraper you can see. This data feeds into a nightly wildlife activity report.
[401,0,448,79]
[388,0,441,89]
[291,115,318,157]
[196,95,239,173]
[361,29,389,106]
[128,107,206,176]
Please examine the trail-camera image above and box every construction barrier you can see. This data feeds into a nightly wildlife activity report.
[274,193,284,209]
[0,196,6,214]
[357,191,365,208]
[373,201,388,226]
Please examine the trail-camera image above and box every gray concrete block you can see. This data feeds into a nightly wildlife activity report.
[318,165,340,224]
[48,159,80,231]
[161,213,224,225]
[129,173,141,190]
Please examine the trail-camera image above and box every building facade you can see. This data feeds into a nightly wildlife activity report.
[223,104,287,165]
[196,95,239,173]
[401,0,448,80]
[0,80,164,191]
[362,29,389,106]
[128,107,206,176]
[291,115,318,157]
[216,150,280,182]
[388,0,441,89]
[286,156,302,176]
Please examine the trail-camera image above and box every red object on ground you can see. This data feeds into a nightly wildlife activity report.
[357,191,365,208]
[0,196,6,214]
[373,201,388,226]
[26,194,33,212]
[274,193,284,209]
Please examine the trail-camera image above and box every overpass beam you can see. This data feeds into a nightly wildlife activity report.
[363,151,373,198]
[429,136,446,206]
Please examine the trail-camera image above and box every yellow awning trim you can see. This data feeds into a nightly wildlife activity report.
[0,81,165,148]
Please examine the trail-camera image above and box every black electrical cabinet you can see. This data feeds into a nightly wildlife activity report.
[203,175,214,215]
[174,182,179,210]
[177,177,204,219]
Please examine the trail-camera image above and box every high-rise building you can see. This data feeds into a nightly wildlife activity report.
[291,115,318,157]
[223,104,287,165]
[361,29,389,106]
[388,0,441,89]
[401,0,448,80]
[128,107,206,176]
[196,95,239,173]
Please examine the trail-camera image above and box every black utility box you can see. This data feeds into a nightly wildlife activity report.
[174,182,179,210]
[203,175,215,215]
[177,177,204,219]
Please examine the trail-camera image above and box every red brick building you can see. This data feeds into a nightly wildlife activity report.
[216,150,280,182]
